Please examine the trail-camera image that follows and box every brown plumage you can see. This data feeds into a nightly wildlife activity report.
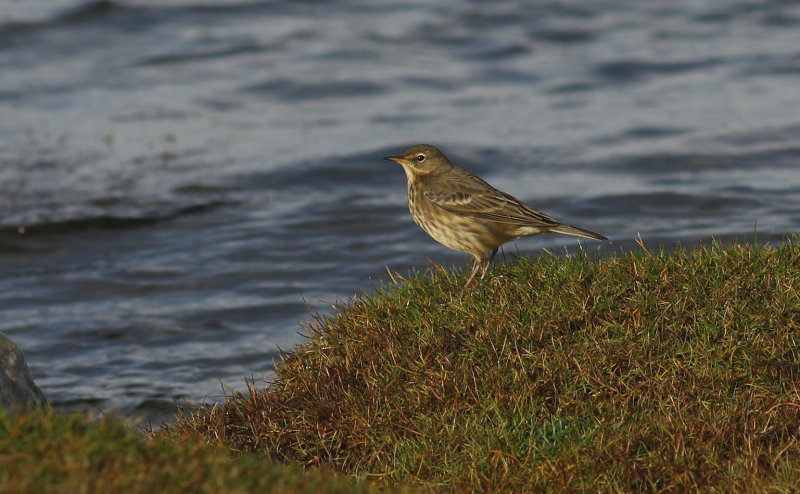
[385,144,610,295]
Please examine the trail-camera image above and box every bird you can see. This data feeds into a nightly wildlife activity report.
[384,144,610,296]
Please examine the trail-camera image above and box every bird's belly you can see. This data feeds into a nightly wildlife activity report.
[411,202,506,257]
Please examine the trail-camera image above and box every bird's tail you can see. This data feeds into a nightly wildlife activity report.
[550,224,610,243]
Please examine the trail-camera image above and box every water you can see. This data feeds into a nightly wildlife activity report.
[1,0,799,421]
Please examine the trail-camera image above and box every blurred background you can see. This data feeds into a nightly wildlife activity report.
[1,0,799,422]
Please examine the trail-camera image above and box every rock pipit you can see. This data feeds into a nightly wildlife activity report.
[385,144,610,296]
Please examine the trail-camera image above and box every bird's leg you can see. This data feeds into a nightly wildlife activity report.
[459,256,483,297]
[479,247,499,280]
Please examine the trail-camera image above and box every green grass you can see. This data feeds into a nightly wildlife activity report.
[3,240,799,492]
[163,239,800,492]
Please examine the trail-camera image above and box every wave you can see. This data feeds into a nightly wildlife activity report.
[0,0,276,38]
[0,200,230,238]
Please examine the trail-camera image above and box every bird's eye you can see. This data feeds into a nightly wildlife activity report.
[416,154,426,162]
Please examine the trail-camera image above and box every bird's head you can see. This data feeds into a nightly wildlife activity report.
[384,144,453,178]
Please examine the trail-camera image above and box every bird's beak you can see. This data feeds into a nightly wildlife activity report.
[384,155,410,166]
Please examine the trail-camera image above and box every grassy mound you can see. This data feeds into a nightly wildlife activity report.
[163,240,800,491]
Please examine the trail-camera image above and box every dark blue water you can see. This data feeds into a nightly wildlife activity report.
[2,0,799,421]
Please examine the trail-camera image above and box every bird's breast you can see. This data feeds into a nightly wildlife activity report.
[406,181,504,257]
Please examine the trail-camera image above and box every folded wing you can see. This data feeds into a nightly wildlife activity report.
[423,174,559,227]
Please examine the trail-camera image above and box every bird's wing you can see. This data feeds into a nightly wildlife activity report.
[423,172,559,227]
